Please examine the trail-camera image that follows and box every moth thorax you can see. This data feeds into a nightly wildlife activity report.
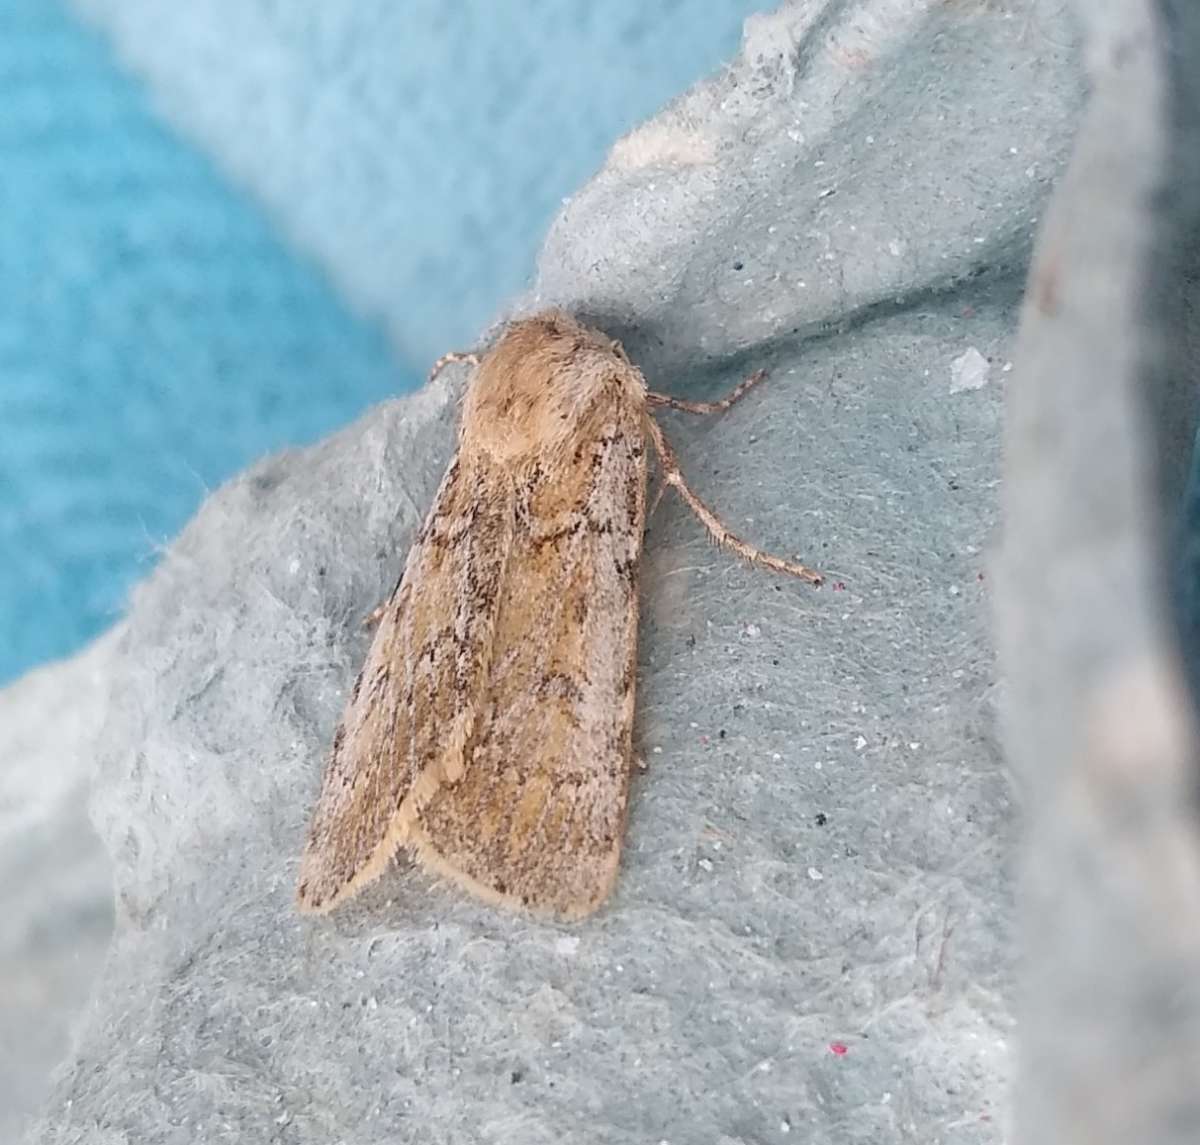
[462,361,621,462]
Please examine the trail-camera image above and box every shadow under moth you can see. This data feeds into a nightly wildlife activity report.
[297,309,821,920]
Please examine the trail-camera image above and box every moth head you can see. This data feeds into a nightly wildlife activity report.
[461,310,645,462]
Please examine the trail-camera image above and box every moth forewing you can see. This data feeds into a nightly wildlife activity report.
[295,451,515,914]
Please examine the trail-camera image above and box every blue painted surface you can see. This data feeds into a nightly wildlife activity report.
[0,1,408,683]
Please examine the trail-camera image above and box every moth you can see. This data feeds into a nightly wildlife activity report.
[297,309,821,920]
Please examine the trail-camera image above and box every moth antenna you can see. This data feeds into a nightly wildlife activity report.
[646,368,768,416]
[642,411,823,584]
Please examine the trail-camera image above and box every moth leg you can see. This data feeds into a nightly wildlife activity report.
[428,351,481,385]
[362,601,388,629]
[646,368,767,416]
[642,413,824,584]
[646,478,668,520]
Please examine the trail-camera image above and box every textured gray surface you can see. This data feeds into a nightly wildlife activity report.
[999,2,1200,1142]
[10,1,1090,1142]
[0,633,117,1145]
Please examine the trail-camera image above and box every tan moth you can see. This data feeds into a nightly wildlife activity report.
[297,309,821,920]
